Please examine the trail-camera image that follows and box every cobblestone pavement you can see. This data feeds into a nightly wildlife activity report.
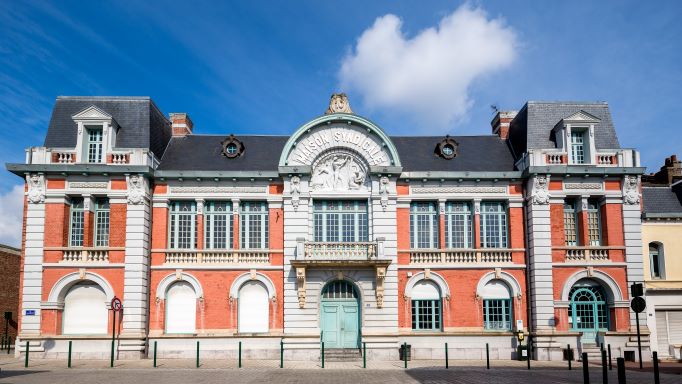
[0,355,680,384]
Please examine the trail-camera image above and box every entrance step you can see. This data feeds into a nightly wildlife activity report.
[578,344,604,362]
[321,348,362,362]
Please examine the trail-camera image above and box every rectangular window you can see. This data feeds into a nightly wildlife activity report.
[169,201,197,249]
[411,299,441,330]
[410,202,439,249]
[205,201,233,249]
[483,299,512,330]
[570,131,586,164]
[240,202,269,249]
[444,201,472,248]
[86,126,104,163]
[313,201,368,242]
[69,198,85,247]
[480,202,508,248]
[563,199,579,246]
[94,198,110,247]
[587,200,601,246]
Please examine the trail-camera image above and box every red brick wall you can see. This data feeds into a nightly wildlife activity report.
[0,247,20,342]
[509,207,525,263]
[396,208,410,264]
[550,204,566,262]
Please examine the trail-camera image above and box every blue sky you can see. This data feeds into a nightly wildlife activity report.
[0,0,681,245]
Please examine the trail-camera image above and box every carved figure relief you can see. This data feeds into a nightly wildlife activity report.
[26,174,45,204]
[127,174,145,204]
[379,176,389,210]
[532,175,551,205]
[325,93,353,114]
[623,175,640,205]
[290,175,301,210]
[310,151,369,191]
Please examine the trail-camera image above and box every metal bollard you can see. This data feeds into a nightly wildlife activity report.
[363,342,366,369]
[608,344,612,370]
[238,341,242,368]
[403,342,407,369]
[527,338,531,370]
[321,341,324,369]
[153,341,157,368]
[196,341,200,368]
[486,343,490,369]
[602,349,608,384]
[280,340,283,368]
[582,352,590,384]
[1,336,4,351]
[445,342,448,369]
[616,357,625,384]
[24,341,29,368]
[68,341,72,368]
[110,338,114,368]
[568,344,572,370]
[653,351,659,384]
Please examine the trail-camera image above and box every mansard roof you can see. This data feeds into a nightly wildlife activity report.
[157,134,516,173]
[508,101,621,159]
[642,184,682,217]
[44,96,172,158]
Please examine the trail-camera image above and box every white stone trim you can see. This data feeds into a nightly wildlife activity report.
[46,271,115,304]
[559,269,624,303]
[404,271,450,300]
[476,271,523,299]
[229,272,276,299]
[156,272,204,300]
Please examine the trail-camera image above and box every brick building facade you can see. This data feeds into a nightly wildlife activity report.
[0,244,21,346]
[6,94,649,361]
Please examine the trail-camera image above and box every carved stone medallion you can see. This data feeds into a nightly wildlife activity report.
[310,150,369,192]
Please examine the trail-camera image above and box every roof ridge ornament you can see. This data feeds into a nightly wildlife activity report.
[325,93,353,114]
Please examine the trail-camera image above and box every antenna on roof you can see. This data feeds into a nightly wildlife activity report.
[490,104,499,114]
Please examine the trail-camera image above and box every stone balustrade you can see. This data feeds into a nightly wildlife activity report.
[408,249,517,264]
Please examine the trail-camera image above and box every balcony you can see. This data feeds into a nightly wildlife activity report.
[408,248,520,264]
[60,248,110,262]
[516,148,638,169]
[302,241,378,261]
[27,147,159,167]
[162,249,271,265]
[556,246,622,262]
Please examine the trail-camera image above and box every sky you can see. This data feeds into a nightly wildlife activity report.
[0,0,681,246]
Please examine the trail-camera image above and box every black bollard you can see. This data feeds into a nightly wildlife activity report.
[24,341,29,368]
[608,344,612,370]
[238,341,242,368]
[486,343,490,369]
[568,344,572,370]
[445,342,448,369]
[321,341,324,369]
[602,349,608,384]
[153,341,157,368]
[616,357,626,384]
[196,341,200,368]
[653,351,659,384]
[582,352,590,384]
[68,340,72,368]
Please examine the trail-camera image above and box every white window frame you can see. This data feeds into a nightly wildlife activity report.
[85,125,104,163]
[587,199,602,246]
[313,200,368,242]
[410,202,439,249]
[169,201,197,249]
[444,201,472,248]
[480,202,508,248]
[69,197,85,247]
[93,198,110,247]
[649,242,665,280]
[204,201,233,249]
[240,202,269,249]
[564,199,579,246]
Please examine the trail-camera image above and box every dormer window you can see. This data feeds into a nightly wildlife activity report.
[86,126,104,163]
[570,130,586,164]
[553,111,599,165]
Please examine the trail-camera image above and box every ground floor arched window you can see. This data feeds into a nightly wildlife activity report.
[411,280,442,331]
[238,280,269,333]
[165,281,197,334]
[481,280,512,330]
[63,282,108,335]
[568,281,609,343]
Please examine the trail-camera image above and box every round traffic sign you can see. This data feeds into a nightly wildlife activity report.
[111,297,123,312]
[630,296,646,313]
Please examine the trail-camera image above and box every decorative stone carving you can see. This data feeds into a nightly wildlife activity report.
[196,199,204,214]
[564,183,602,190]
[170,186,267,194]
[69,182,109,189]
[623,175,640,205]
[290,175,301,210]
[411,186,507,194]
[376,266,386,309]
[126,174,145,205]
[296,267,306,309]
[531,175,550,205]
[379,176,389,210]
[310,151,369,191]
[325,93,353,114]
[26,174,45,204]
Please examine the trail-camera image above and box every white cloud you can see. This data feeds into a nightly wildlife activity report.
[0,185,24,248]
[339,4,518,132]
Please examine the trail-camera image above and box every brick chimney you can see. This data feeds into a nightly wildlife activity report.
[169,113,193,137]
[644,154,682,185]
[491,110,517,139]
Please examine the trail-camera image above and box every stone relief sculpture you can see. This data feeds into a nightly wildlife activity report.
[290,175,301,210]
[379,176,389,210]
[310,152,368,191]
[26,174,45,204]
[127,174,145,204]
[531,175,550,205]
[324,93,353,114]
[623,175,640,205]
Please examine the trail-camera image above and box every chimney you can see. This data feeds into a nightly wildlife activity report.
[644,154,682,185]
[169,113,193,137]
[491,110,517,139]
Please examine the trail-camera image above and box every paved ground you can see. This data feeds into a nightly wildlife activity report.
[0,355,680,383]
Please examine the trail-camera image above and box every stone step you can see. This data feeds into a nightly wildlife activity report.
[320,348,362,362]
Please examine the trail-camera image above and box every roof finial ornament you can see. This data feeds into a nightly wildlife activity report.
[325,93,353,114]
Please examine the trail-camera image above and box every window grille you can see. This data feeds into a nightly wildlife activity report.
[587,200,602,246]
[411,300,441,330]
[480,202,508,248]
[410,202,439,249]
[483,299,512,330]
[240,202,269,249]
[564,199,578,246]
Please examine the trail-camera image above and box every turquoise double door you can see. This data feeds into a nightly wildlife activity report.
[321,299,359,348]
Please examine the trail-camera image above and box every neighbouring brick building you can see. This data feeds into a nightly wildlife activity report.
[6,94,650,362]
[0,244,21,346]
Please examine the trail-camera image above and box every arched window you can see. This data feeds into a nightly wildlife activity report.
[411,280,441,331]
[649,242,665,279]
[481,280,512,330]
[568,281,609,343]
[238,281,269,333]
[63,282,108,335]
[165,281,196,334]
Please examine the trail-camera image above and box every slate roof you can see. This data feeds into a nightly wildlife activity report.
[44,96,172,158]
[642,186,682,215]
[508,101,621,159]
[157,134,516,172]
